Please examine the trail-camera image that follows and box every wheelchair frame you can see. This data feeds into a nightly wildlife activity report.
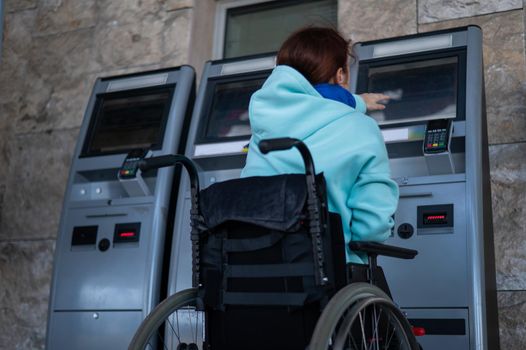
[129,138,420,350]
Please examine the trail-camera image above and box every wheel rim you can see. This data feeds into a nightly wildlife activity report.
[309,283,418,350]
[332,297,411,350]
[129,289,204,350]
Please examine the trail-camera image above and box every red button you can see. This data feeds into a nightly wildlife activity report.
[412,327,426,337]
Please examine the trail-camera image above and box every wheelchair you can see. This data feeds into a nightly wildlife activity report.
[129,138,420,350]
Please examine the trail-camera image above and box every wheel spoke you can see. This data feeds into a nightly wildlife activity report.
[358,310,367,350]
[195,311,200,344]
[371,306,382,350]
[313,288,417,350]
[175,309,181,342]
[167,314,180,343]
[129,288,199,350]
[384,312,396,347]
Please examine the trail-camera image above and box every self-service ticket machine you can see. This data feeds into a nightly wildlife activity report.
[350,26,499,349]
[46,66,195,349]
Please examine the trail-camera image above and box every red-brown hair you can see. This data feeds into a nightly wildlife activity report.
[276,27,351,84]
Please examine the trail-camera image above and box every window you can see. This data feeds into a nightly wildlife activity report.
[215,0,337,59]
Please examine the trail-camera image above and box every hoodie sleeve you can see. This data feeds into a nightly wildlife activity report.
[353,94,367,114]
[346,120,399,242]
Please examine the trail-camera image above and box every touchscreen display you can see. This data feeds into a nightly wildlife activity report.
[366,57,458,125]
[204,78,266,139]
[83,87,173,156]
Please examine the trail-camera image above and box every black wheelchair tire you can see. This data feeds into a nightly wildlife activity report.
[309,282,419,350]
[128,288,199,350]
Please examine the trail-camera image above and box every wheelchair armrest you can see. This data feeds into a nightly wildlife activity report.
[349,241,418,260]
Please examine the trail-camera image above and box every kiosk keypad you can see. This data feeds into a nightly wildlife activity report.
[119,149,148,179]
[424,119,452,154]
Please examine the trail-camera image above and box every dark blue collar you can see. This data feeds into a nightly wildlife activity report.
[313,83,356,108]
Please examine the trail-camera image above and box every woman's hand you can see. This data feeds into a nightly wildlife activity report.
[359,93,390,111]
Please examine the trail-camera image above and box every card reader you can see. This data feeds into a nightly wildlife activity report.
[423,119,455,174]
[118,149,152,196]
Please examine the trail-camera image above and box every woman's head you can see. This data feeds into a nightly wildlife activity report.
[276,27,352,86]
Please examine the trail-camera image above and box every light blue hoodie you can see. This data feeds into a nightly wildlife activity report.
[240,65,399,264]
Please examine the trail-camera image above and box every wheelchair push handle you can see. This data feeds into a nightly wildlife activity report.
[259,137,298,154]
[138,155,175,172]
[139,154,200,193]
[258,138,316,176]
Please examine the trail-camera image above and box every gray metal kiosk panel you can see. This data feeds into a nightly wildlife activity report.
[48,311,143,350]
[47,66,195,349]
[53,205,153,310]
[380,181,469,308]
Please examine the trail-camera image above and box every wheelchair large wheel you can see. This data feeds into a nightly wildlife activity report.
[309,283,419,350]
[129,288,204,350]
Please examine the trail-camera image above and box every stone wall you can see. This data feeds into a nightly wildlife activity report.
[339,0,526,348]
[0,0,524,349]
[0,0,195,348]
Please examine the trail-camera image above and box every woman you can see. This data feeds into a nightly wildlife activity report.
[241,27,399,264]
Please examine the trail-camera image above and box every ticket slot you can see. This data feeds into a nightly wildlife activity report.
[408,318,466,335]
[71,226,98,246]
[113,222,141,244]
[417,204,454,235]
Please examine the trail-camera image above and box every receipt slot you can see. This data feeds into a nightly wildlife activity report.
[46,66,195,349]
[351,26,499,349]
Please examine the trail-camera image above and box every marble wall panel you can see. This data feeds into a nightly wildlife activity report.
[0,9,36,105]
[97,0,164,26]
[338,0,417,43]
[0,240,54,349]
[34,0,97,36]
[0,128,78,241]
[0,104,16,185]
[0,141,7,189]
[94,9,191,71]
[97,0,192,25]
[160,8,192,66]
[164,0,194,12]
[490,143,526,290]
[4,0,37,13]
[188,0,215,79]
[94,64,166,80]
[2,8,35,57]
[498,291,526,349]
[0,184,5,230]
[419,10,526,145]
[14,28,97,134]
[419,0,523,24]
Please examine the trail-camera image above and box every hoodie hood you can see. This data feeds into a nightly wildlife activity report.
[249,65,355,141]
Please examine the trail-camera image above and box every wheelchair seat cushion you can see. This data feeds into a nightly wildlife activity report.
[199,174,307,232]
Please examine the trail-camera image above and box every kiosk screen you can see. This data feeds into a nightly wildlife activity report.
[82,87,174,157]
[202,78,266,140]
[361,56,459,125]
